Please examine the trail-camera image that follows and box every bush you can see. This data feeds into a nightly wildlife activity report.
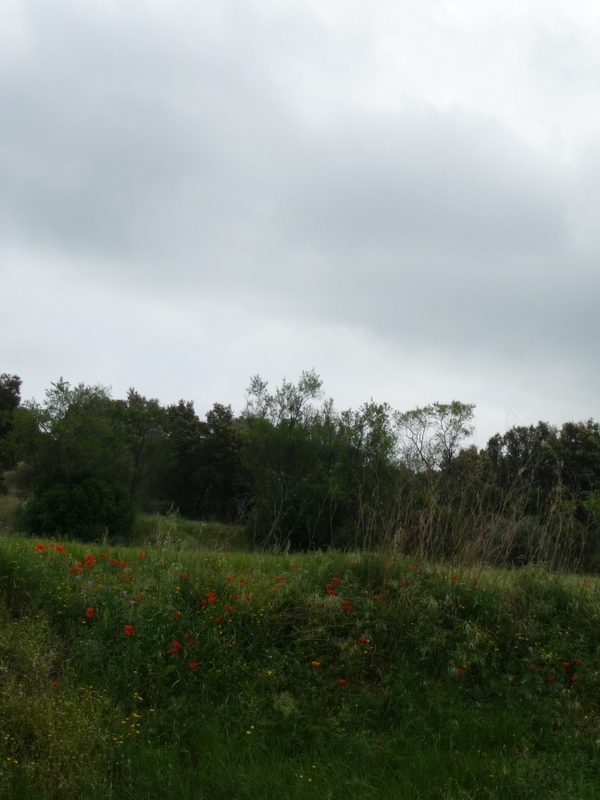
[20,478,135,542]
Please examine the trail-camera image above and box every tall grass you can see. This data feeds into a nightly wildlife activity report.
[0,534,599,798]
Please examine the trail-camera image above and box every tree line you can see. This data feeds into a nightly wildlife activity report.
[1,371,600,569]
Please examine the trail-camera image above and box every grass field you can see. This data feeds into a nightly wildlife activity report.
[0,528,599,798]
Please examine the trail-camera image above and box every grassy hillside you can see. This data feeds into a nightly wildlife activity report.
[0,533,599,798]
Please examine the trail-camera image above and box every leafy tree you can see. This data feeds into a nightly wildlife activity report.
[394,401,475,472]
[0,374,22,475]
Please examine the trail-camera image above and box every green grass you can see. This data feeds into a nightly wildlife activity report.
[0,533,599,798]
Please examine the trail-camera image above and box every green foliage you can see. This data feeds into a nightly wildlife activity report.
[1,537,600,798]
[20,478,136,542]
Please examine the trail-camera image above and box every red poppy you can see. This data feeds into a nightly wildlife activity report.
[124,625,133,636]
[244,595,250,601]
[138,551,146,557]
[338,679,346,685]
[549,675,556,681]
[400,578,406,585]
[119,561,126,568]
[123,572,129,579]
[570,676,577,683]
[184,633,195,642]
[239,578,246,584]
[530,664,536,670]
[169,640,181,654]
[201,599,207,605]
[35,543,46,551]
[111,558,119,565]
[345,605,353,612]
[575,659,581,664]
[225,605,235,612]
[50,681,57,687]
[231,593,239,600]
[49,542,56,548]
[327,589,336,596]
[174,611,181,618]
[563,662,571,668]
[457,668,463,674]
[225,577,232,583]
[56,545,65,553]
[101,552,108,558]
[271,587,278,592]
[409,564,416,571]
[312,661,321,667]
[213,617,221,623]
[135,594,142,601]
[325,583,333,590]
[291,563,298,568]
[180,573,188,579]
[85,607,94,618]
[452,575,458,582]
[349,560,356,566]
[332,577,340,583]
[359,636,367,643]
[189,662,198,669]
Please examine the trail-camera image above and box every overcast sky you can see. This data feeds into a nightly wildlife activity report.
[1,0,600,445]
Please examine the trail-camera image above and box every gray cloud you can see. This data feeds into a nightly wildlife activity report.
[2,0,600,439]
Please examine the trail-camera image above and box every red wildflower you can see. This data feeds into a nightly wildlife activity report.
[69,566,83,573]
[225,577,232,583]
[231,593,239,600]
[400,578,406,585]
[291,563,298,568]
[575,659,581,664]
[201,599,208,605]
[570,676,577,683]
[327,589,336,595]
[312,661,321,667]
[239,578,246,584]
[138,551,146,557]
[189,662,198,669]
[135,594,142,601]
[50,681,57,687]
[180,573,188,579]
[563,662,571,668]
[549,675,556,681]
[349,561,356,566]
[452,575,458,582]
[325,583,333,590]
[85,607,94,618]
[338,678,346,685]
[35,543,46,551]
[359,636,367,643]
[457,667,463,674]
[530,664,536,670]
[56,545,65,553]
[111,558,118,565]
[174,611,181,618]
[345,605,353,612]
[49,542,56,548]
[244,595,250,601]
[213,617,221,623]
[119,561,126,568]
[224,605,235,612]
[123,572,129,579]
[124,625,133,636]
[184,633,195,643]
[409,564,416,571]
[101,552,108,558]
[332,577,340,583]
[169,640,181,655]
